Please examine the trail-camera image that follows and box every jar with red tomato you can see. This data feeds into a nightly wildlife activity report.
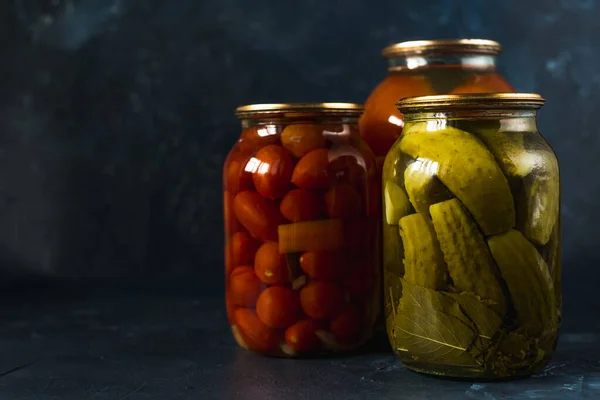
[224,103,380,356]
[359,39,516,170]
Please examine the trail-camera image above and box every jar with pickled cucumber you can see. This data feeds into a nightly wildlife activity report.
[360,39,515,171]
[224,103,380,357]
[383,93,560,379]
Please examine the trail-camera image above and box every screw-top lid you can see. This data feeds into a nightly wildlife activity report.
[382,39,503,58]
[235,103,364,118]
[396,93,545,113]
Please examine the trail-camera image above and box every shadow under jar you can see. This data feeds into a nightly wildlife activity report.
[382,94,561,379]
[224,103,381,357]
[360,39,516,170]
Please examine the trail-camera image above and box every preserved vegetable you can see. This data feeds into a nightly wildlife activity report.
[398,213,447,290]
[400,125,515,236]
[383,94,560,379]
[224,103,379,357]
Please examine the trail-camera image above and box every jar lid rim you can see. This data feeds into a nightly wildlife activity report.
[382,39,503,58]
[235,103,364,118]
[397,93,546,112]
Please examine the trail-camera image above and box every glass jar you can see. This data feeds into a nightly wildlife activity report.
[360,39,516,170]
[224,103,380,357]
[382,94,560,379]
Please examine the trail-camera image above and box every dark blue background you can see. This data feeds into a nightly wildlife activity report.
[0,0,597,310]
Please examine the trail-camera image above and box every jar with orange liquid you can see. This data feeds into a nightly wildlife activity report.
[224,103,380,357]
[359,39,516,169]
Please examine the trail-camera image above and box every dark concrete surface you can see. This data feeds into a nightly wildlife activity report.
[0,284,598,399]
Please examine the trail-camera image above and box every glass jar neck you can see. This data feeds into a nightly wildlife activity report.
[387,53,498,72]
[241,116,359,128]
[403,110,538,132]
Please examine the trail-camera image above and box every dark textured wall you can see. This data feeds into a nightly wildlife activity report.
[0,0,598,303]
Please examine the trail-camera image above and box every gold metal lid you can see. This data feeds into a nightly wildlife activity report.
[397,93,546,113]
[235,103,364,118]
[382,39,503,58]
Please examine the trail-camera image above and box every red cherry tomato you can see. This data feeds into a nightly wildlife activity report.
[254,242,289,285]
[252,145,294,200]
[299,251,346,281]
[299,281,343,320]
[285,319,322,352]
[234,308,279,352]
[280,189,324,222]
[256,286,300,329]
[229,266,264,307]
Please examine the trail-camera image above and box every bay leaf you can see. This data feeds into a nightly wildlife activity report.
[442,292,503,339]
[393,279,480,366]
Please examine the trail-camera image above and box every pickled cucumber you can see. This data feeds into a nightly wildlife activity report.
[384,181,413,225]
[383,222,404,275]
[472,129,559,245]
[516,156,560,245]
[488,229,557,336]
[457,119,501,138]
[548,224,562,315]
[404,159,454,214]
[476,132,536,178]
[430,199,507,316]
[399,213,447,290]
[399,126,515,235]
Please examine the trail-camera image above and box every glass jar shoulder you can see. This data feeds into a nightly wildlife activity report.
[380,66,515,95]
[365,72,437,105]
[360,66,515,158]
